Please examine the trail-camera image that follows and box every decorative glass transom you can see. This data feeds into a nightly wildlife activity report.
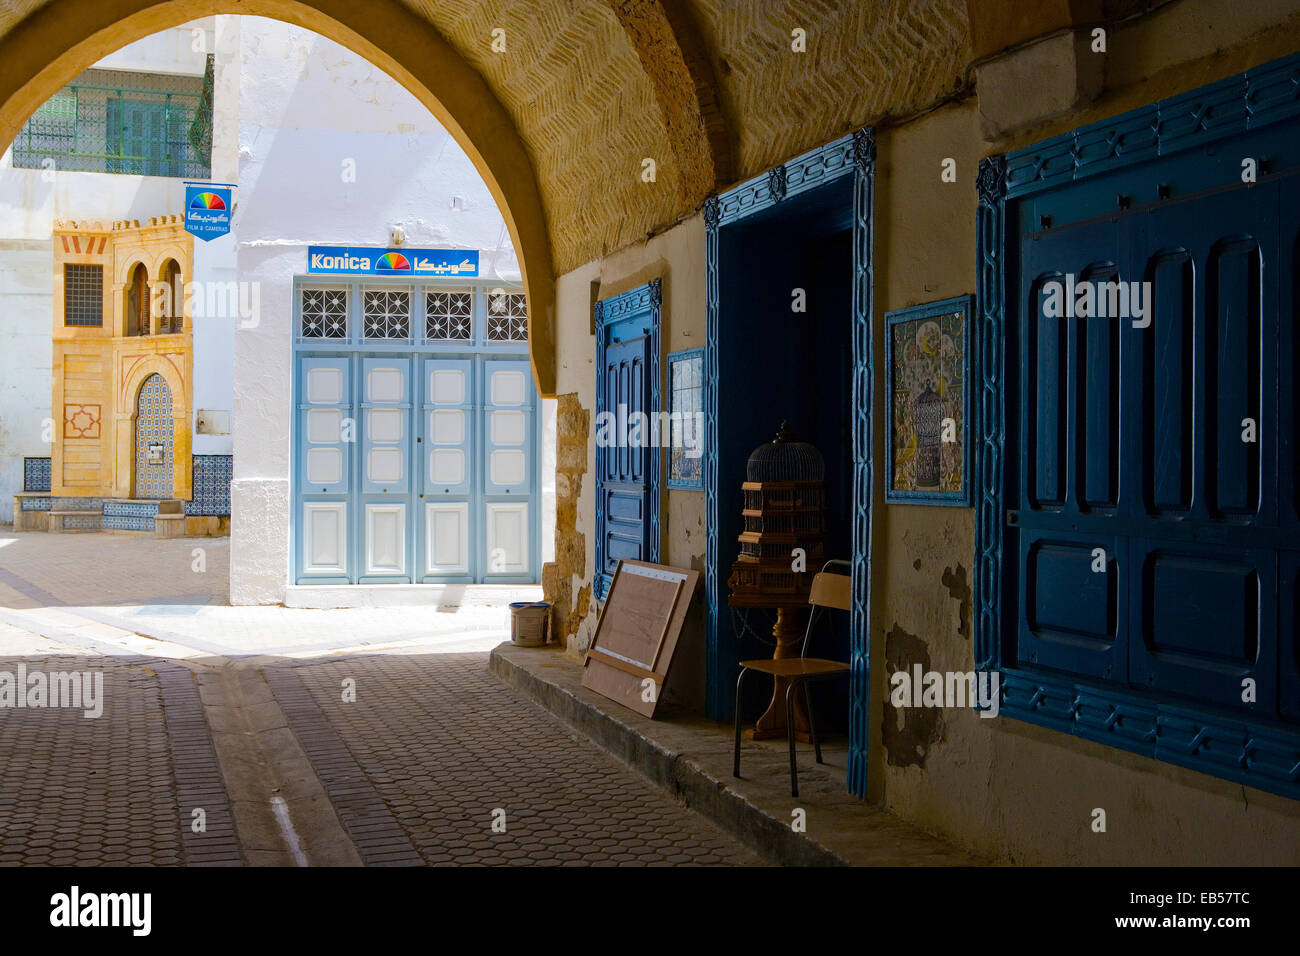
[363,289,411,339]
[426,290,473,340]
[486,291,527,341]
[300,288,348,338]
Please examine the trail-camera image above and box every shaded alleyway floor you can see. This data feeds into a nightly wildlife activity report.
[0,530,759,865]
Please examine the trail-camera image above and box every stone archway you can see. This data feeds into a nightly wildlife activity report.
[0,0,558,393]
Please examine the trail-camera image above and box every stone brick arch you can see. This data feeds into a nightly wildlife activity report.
[0,0,560,392]
[150,246,188,281]
[116,255,149,288]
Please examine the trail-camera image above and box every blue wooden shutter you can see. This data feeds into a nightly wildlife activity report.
[1014,179,1283,716]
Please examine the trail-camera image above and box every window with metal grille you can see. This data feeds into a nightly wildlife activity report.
[362,288,410,339]
[63,264,103,326]
[10,65,212,179]
[300,287,348,339]
[425,290,472,340]
[486,290,527,341]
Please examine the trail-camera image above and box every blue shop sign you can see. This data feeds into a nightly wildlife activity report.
[307,246,479,277]
[184,183,233,241]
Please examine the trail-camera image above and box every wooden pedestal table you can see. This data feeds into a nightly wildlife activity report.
[736,600,813,743]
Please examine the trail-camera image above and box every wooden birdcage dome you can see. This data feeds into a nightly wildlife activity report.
[727,422,827,608]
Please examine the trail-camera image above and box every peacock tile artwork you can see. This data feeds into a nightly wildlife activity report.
[885,295,972,505]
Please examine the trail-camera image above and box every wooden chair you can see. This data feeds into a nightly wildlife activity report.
[732,559,852,797]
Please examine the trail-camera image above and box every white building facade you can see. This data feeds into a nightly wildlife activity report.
[1,16,553,604]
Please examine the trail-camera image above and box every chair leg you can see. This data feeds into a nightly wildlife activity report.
[786,681,799,798]
[733,668,747,778]
[805,681,823,764]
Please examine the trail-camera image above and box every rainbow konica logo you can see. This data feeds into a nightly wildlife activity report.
[188,191,227,211]
[376,252,411,271]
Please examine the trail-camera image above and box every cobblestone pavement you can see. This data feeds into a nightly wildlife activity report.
[0,531,763,866]
[269,655,762,866]
[0,654,239,866]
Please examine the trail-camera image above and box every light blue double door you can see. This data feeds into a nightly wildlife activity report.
[295,352,536,585]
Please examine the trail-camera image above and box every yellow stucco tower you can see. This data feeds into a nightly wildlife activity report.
[51,216,194,505]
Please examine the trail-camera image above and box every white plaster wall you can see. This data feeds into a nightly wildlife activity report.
[228,17,524,603]
[190,15,241,457]
[0,241,53,522]
[0,18,230,516]
[94,21,215,76]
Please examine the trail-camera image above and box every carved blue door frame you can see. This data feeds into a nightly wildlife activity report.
[593,281,663,600]
[704,129,876,796]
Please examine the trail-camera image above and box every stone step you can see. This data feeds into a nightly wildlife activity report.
[48,510,101,533]
[488,642,983,866]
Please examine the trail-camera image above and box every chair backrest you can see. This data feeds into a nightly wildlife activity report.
[809,570,852,611]
[801,560,851,658]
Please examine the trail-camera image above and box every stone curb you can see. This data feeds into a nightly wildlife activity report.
[488,644,848,866]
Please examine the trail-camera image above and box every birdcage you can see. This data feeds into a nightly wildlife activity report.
[727,422,827,607]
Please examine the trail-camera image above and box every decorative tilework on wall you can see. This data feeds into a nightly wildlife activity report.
[134,374,174,499]
[188,455,232,516]
[23,457,51,492]
[103,499,158,532]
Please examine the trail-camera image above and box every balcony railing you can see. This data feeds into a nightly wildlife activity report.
[10,74,212,180]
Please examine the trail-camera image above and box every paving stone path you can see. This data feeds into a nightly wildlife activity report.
[0,531,760,866]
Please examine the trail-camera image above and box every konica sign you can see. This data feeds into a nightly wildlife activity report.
[185,183,234,241]
[306,246,479,277]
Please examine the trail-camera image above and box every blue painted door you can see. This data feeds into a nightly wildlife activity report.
[598,336,650,594]
[297,357,351,582]
[296,351,537,585]
[481,359,535,579]
[359,357,413,582]
[1014,179,1286,715]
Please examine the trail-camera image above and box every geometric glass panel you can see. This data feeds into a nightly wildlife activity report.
[426,290,472,341]
[300,287,348,338]
[362,288,410,339]
[486,290,527,341]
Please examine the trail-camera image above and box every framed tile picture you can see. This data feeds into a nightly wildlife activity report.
[666,347,704,489]
[885,295,972,505]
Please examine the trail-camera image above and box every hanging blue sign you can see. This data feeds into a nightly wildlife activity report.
[307,246,479,277]
[184,183,233,241]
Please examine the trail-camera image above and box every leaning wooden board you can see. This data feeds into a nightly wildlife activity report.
[582,559,700,717]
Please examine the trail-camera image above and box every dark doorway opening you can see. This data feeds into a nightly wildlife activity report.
[716,176,855,732]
